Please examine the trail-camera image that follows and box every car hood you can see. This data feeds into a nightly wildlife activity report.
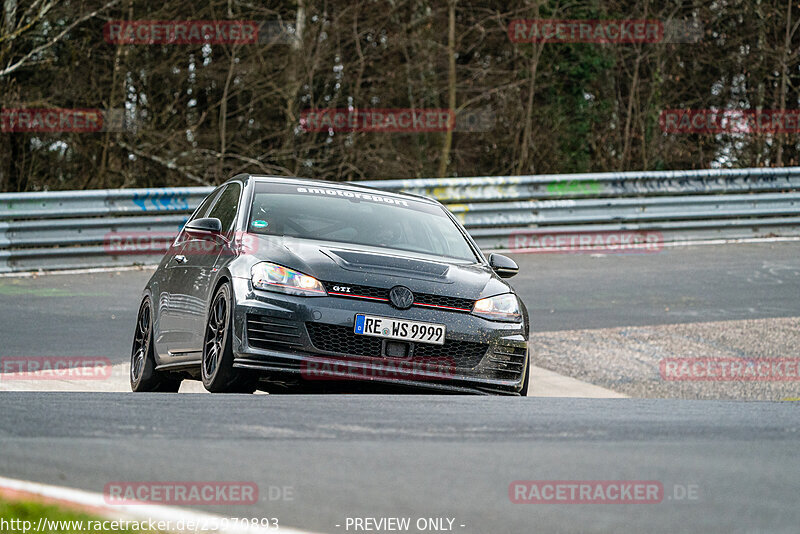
[233,234,512,300]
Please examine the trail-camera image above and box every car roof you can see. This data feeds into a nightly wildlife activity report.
[238,174,438,205]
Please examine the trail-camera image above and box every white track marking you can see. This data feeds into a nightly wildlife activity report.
[529,366,627,398]
[0,476,317,534]
[0,363,258,393]
[0,361,624,398]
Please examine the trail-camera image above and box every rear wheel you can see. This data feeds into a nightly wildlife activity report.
[201,283,256,393]
[130,297,181,392]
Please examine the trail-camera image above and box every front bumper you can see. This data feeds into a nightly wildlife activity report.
[229,277,529,395]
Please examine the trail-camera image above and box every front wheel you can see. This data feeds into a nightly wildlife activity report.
[201,283,256,393]
[130,297,181,392]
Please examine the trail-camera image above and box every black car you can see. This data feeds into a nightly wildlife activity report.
[130,175,530,395]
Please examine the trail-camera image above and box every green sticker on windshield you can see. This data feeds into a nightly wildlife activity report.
[252,220,268,228]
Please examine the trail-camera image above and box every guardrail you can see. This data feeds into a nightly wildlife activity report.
[2,167,800,272]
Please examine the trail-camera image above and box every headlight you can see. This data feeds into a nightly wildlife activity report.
[472,293,521,322]
[251,262,326,296]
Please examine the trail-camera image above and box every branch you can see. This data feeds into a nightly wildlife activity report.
[118,141,212,186]
[0,0,119,78]
[0,0,54,45]
[195,148,294,176]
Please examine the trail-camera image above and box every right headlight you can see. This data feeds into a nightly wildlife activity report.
[472,293,522,322]
[251,262,327,296]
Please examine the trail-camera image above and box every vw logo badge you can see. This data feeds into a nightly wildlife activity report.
[389,286,414,310]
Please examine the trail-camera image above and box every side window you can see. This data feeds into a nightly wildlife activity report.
[189,189,221,222]
[206,183,242,233]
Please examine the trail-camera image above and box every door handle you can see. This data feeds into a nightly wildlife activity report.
[173,255,187,264]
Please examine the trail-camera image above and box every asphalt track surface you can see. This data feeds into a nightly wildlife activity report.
[1,242,800,533]
[1,394,798,534]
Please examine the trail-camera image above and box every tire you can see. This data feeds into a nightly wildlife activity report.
[201,283,255,393]
[130,297,181,392]
[519,351,531,397]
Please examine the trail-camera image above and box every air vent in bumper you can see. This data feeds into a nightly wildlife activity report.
[484,345,528,380]
[246,314,303,352]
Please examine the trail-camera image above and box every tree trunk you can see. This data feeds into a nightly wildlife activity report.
[776,0,793,166]
[516,2,543,176]
[284,0,305,175]
[621,53,642,170]
[3,0,15,35]
[437,0,456,178]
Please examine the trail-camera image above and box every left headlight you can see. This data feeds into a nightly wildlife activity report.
[472,293,522,322]
[251,262,327,296]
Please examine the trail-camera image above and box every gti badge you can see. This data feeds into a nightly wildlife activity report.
[389,285,414,310]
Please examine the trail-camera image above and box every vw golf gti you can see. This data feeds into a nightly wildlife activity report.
[130,175,530,395]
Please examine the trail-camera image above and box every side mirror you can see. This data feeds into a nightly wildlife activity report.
[185,217,223,237]
[489,253,519,278]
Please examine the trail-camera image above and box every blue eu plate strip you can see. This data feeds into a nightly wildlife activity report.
[354,314,366,334]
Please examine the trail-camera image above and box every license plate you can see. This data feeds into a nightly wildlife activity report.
[354,314,446,345]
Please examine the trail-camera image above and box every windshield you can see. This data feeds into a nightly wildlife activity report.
[249,182,477,262]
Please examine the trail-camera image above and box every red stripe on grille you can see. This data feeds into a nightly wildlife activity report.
[328,292,389,302]
[328,290,472,312]
[414,302,472,312]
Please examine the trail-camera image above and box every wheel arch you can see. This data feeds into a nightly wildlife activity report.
[209,270,234,305]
